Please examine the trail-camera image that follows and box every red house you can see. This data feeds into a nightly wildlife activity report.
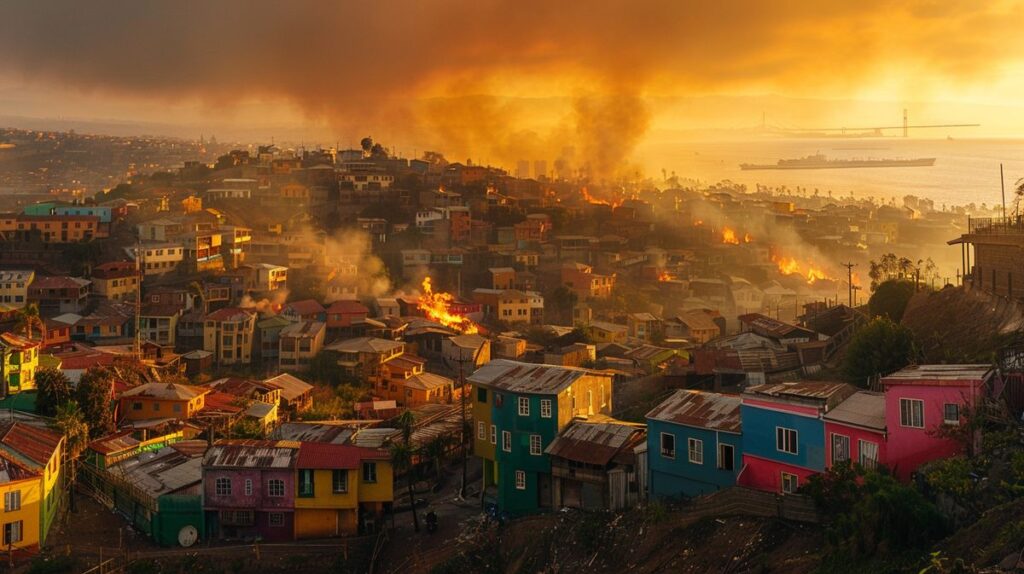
[823,390,887,471]
[882,364,995,480]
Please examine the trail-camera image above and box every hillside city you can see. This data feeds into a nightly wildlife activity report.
[0,129,1021,573]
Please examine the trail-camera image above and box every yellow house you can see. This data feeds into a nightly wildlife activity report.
[119,382,209,421]
[293,443,393,538]
[0,452,41,552]
[0,333,38,394]
[0,422,65,548]
[472,383,498,486]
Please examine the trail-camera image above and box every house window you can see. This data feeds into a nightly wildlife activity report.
[717,443,734,471]
[269,478,286,497]
[477,421,486,440]
[781,472,799,494]
[899,398,925,428]
[362,462,378,483]
[297,471,313,497]
[540,399,552,418]
[529,434,542,456]
[268,512,285,527]
[660,432,675,459]
[244,479,253,496]
[3,491,20,512]
[3,521,22,545]
[215,477,231,496]
[776,427,798,455]
[518,397,530,416]
[943,403,961,425]
[687,438,703,464]
[489,425,497,445]
[831,434,850,464]
[495,393,503,407]
[132,402,142,411]
[332,470,348,493]
[502,431,512,453]
[514,470,526,490]
[477,387,487,403]
[859,440,880,469]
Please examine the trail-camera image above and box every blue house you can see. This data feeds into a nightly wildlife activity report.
[738,381,855,493]
[645,390,742,499]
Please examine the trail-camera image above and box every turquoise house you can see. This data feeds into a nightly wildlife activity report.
[468,359,614,515]
[646,390,742,499]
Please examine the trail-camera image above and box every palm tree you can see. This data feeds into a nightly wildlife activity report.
[422,435,451,482]
[17,303,42,341]
[391,410,419,532]
[54,401,89,512]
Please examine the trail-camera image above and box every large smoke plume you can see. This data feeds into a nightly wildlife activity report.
[0,1,1020,172]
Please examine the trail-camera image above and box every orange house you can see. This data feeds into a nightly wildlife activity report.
[119,382,210,421]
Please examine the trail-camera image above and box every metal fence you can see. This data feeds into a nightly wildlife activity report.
[969,216,1024,235]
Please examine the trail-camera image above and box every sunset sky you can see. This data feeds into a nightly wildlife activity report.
[2,1,1023,172]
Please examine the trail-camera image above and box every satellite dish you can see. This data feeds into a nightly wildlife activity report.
[178,525,198,548]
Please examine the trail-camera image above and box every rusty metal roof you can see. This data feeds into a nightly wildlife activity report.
[645,390,742,433]
[0,451,38,484]
[273,422,361,444]
[467,359,608,395]
[202,439,299,469]
[744,381,855,409]
[0,421,62,467]
[545,419,646,466]
[882,364,994,384]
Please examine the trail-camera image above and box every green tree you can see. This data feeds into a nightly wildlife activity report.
[868,280,916,322]
[546,286,577,326]
[75,367,115,437]
[842,317,917,387]
[35,367,72,417]
[16,303,42,340]
[54,401,90,459]
[391,410,420,532]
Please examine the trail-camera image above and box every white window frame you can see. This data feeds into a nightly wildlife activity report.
[529,434,542,456]
[490,424,497,445]
[477,421,486,440]
[717,443,734,471]
[831,433,850,465]
[502,430,512,453]
[687,438,703,464]
[244,479,253,496]
[776,427,798,455]
[215,477,231,496]
[899,398,925,428]
[540,399,552,419]
[660,432,675,459]
[859,439,880,469]
[781,472,799,494]
[943,403,961,426]
[514,470,526,490]
[518,396,530,417]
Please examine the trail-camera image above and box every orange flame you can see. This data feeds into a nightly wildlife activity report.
[417,277,479,334]
[722,227,740,245]
[744,233,753,243]
[580,186,623,208]
[772,255,832,285]
[693,219,704,227]
[658,271,673,282]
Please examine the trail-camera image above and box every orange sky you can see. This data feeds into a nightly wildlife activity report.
[1,1,1023,173]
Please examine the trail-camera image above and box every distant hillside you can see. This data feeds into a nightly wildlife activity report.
[901,285,1024,363]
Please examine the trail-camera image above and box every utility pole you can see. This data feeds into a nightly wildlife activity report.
[457,343,483,501]
[133,241,143,361]
[842,262,857,307]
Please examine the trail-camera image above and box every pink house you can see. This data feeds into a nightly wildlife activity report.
[882,365,995,480]
[823,391,887,470]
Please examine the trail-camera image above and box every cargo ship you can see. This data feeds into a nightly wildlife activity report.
[740,154,936,170]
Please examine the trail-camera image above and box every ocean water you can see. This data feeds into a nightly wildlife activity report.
[642,137,1024,209]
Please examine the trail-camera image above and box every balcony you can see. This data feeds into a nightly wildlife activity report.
[968,216,1024,236]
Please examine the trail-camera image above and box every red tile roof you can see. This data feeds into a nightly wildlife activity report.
[326,300,370,315]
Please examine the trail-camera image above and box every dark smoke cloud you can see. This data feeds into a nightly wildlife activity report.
[0,1,1020,171]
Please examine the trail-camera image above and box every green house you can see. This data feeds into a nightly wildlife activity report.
[468,359,614,515]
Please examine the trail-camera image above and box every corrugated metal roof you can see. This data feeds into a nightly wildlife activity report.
[0,451,38,484]
[88,431,141,455]
[645,390,742,433]
[467,359,607,395]
[263,373,313,401]
[0,421,62,466]
[545,420,645,466]
[273,422,360,444]
[202,440,299,469]
[823,391,886,431]
[744,381,854,402]
[109,443,206,498]
[882,364,993,383]
[121,382,208,400]
[295,443,388,470]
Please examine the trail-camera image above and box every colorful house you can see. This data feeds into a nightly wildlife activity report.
[645,390,742,498]
[0,333,39,396]
[202,440,299,542]
[881,365,994,480]
[545,419,646,510]
[0,422,65,547]
[738,381,855,494]
[822,391,887,471]
[0,452,43,553]
[119,382,210,422]
[468,359,614,515]
[293,443,393,538]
